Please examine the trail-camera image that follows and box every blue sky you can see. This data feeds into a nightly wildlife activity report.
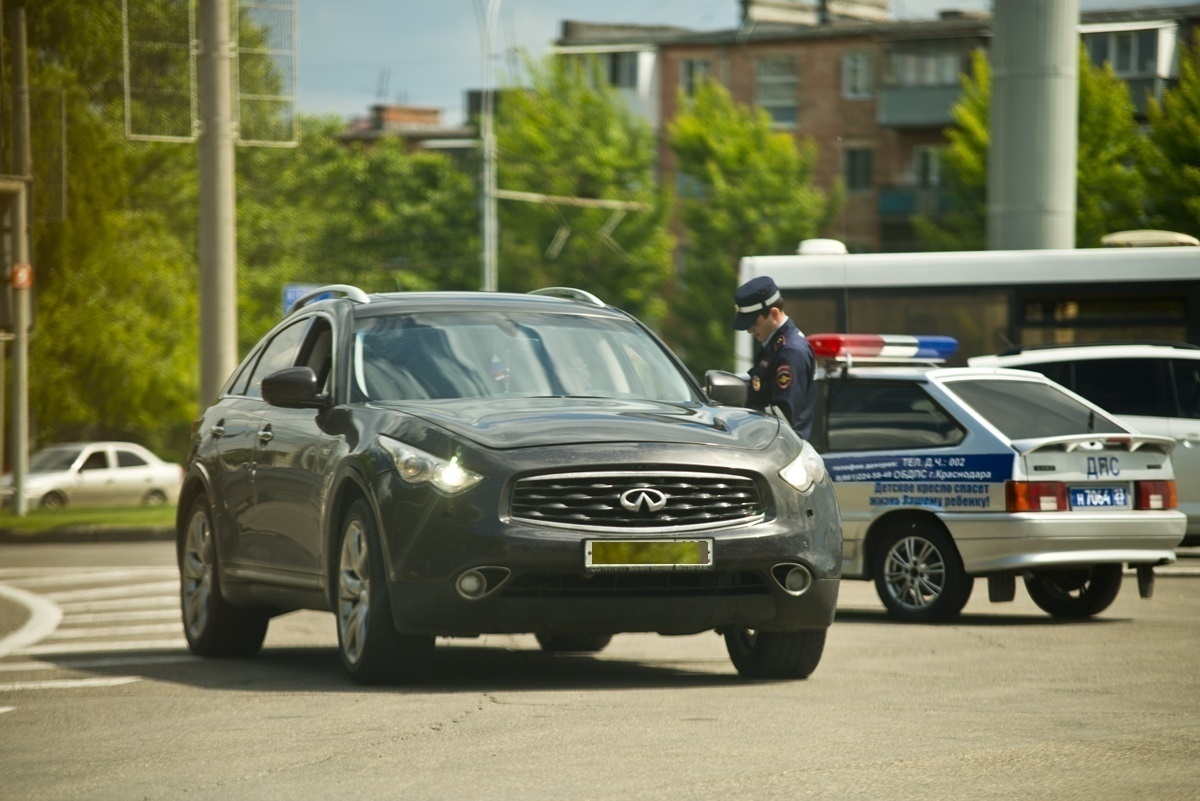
[295,0,1183,125]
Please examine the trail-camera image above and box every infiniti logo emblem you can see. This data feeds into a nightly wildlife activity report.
[619,488,668,514]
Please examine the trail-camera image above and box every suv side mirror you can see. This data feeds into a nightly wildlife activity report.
[262,367,330,409]
[705,370,749,407]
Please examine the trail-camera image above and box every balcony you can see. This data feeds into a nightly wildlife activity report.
[877,85,964,127]
[878,185,955,219]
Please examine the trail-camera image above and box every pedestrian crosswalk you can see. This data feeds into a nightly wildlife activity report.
[0,566,195,695]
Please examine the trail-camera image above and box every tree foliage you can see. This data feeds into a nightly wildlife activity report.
[19,2,199,459]
[235,116,480,351]
[916,44,1149,250]
[666,79,840,374]
[1141,33,1200,237]
[495,55,674,326]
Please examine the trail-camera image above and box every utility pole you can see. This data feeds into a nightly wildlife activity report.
[197,0,238,404]
[7,0,31,516]
[480,0,501,292]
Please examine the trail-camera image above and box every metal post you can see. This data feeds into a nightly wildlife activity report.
[480,0,500,292]
[8,2,29,516]
[197,0,238,404]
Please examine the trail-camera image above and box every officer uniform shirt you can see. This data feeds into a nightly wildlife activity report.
[747,316,817,441]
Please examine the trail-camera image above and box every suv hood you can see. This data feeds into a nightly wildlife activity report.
[376,397,782,451]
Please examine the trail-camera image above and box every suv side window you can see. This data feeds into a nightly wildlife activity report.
[823,381,964,452]
[1067,358,1173,417]
[243,320,311,399]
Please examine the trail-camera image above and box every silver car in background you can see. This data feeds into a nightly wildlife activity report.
[2,441,183,510]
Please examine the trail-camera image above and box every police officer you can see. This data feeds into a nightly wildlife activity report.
[732,275,817,441]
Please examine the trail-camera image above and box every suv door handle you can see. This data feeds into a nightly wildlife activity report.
[209,424,226,438]
[257,426,274,443]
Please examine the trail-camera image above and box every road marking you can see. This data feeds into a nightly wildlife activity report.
[0,676,141,692]
[0,706,14,714]
[64,609,180,624]
[0,584,63,659]
[0,568,177,587]
[42,581,179,603]
[0,654,200,672]
[15,639,189,657]
[58,596,176,613]
[47,622,183,640]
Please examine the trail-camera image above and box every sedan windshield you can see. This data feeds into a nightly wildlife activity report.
[352,311,696,403]
[30,447,83,472]
[944,378,1126,440]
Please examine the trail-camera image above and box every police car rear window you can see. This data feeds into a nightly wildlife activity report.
[945,379,1125,441]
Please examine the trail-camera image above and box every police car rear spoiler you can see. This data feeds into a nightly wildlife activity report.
[1010,434,1177,456]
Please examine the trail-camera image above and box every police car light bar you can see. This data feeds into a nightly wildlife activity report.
[808,334,958,362]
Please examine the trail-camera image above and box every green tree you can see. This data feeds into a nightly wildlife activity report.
[916,45,1148,250]
[1141,33,1200,237]
[666,79,840,374]
[20,2,199,460]
[495,55,674,326]
[235,116,481,351]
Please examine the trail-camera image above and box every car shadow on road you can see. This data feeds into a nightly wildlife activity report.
[833,607,1129,626]
[36,642,763,694]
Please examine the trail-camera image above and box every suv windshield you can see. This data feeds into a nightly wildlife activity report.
[352,311,696,403]
[945,378,1125,440]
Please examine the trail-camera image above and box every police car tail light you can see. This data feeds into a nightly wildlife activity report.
[1135,480,1177,510]
[808,334,958,361]
[1005,481,1067,512]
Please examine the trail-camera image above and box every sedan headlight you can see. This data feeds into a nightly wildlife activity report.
[378,436,484,495]
[779,440,827,493]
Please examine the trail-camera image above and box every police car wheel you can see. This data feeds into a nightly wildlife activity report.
[873,522,973,622]
[1023,564,1123,618]
[724,627,827,679]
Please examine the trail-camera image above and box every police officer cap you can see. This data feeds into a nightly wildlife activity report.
[731,276,782,330]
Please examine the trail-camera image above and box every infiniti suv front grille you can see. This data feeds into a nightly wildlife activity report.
[510,471,764,532]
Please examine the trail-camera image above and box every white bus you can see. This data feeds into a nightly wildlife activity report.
[736,241,1200,371]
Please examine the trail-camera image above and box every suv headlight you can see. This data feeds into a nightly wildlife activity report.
[378,436,484,495]
[779,440,827,493]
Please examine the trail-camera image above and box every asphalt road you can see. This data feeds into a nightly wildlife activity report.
[1,540,1198,801]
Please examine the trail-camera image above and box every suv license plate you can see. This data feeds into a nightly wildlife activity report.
[1069,486,1130,510]
[585,539,713,570]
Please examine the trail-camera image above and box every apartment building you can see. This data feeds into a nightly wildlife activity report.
[556,2,1200,254]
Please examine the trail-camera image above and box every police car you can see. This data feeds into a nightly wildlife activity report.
[710,334,1186,622]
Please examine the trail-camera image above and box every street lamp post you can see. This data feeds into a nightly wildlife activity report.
[480,0,500,292]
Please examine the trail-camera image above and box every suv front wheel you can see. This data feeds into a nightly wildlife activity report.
[873,521,973,622]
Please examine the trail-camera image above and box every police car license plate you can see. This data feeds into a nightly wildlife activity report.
[1069,486,1130,510]
[585,539,713,569]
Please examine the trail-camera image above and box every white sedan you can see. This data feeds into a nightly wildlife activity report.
[2,441,183,509]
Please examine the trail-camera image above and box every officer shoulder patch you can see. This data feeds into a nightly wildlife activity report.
[776,365,792,389]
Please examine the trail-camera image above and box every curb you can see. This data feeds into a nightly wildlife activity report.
[0,527,174,544]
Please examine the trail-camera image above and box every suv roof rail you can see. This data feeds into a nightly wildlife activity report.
[288,284,371,313]
[527,286,605,308]
[996,340,1200,356]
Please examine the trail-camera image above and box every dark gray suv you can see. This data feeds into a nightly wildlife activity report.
[177,286,841,683]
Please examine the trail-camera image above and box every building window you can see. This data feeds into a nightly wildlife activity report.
[604,51,638,89]
[886,46,964,87]
[680,58,712,97]
[844,148,873,192]
[755,55,797,127]
[1084,29,1159,76]
[913,146,941,188]
[842,52,874,99]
